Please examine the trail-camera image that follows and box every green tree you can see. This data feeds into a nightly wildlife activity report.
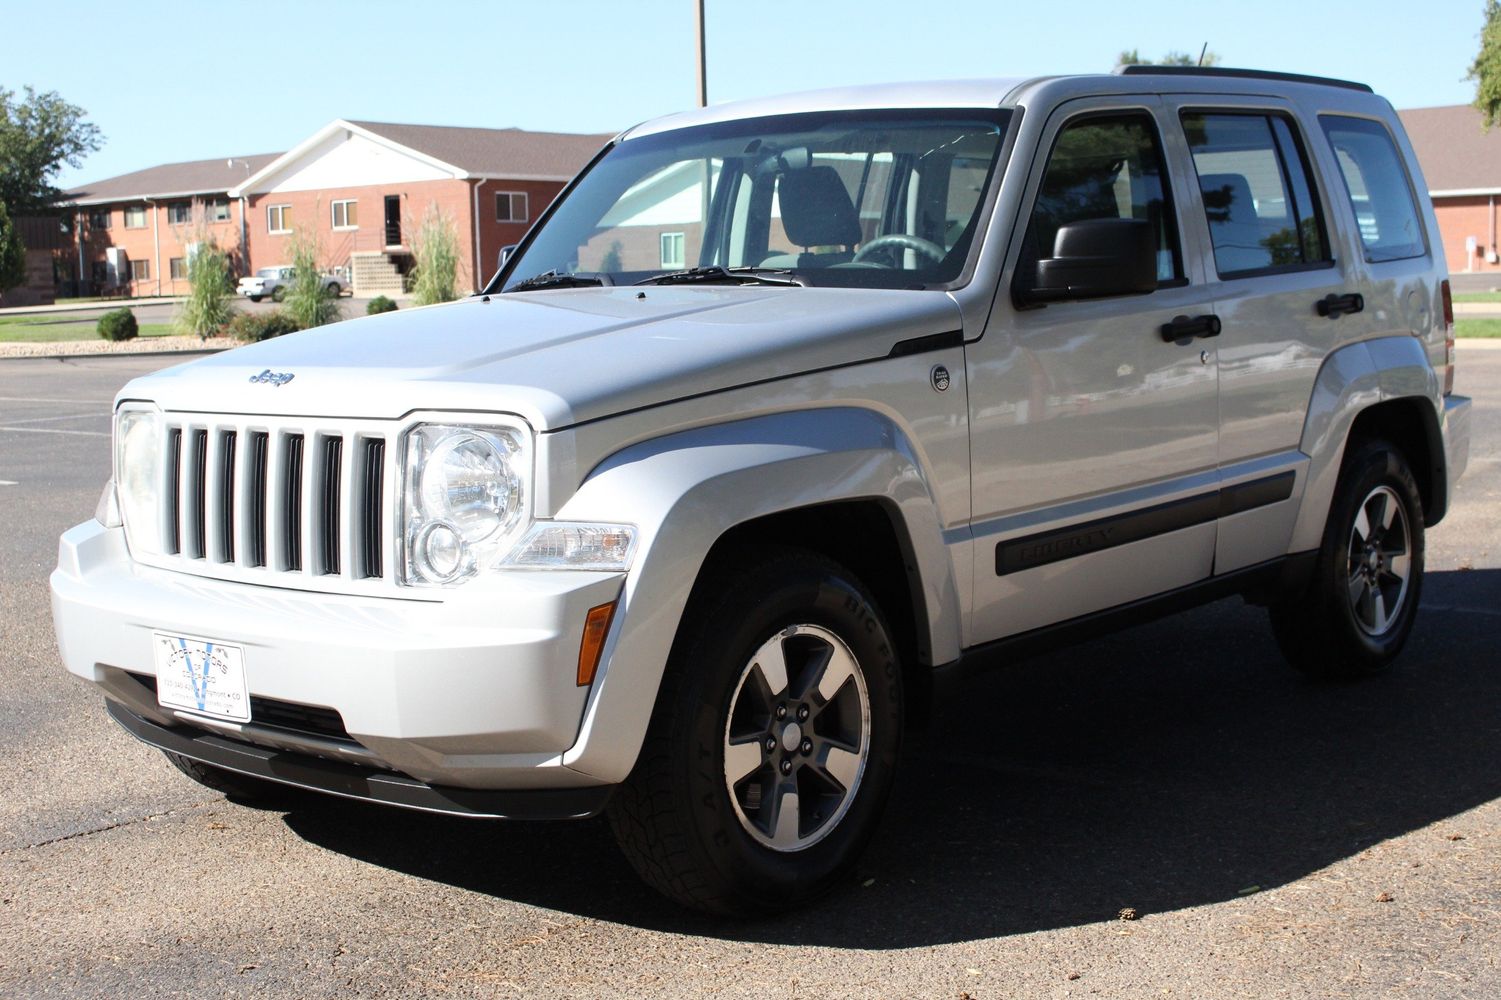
[1470,0,1501,128]
[173,225,236,340]
[0,87,103,214]
[0,200,25,295]
[284,227,342,329]
[1117,48,1221,68]
[410,202,462,305]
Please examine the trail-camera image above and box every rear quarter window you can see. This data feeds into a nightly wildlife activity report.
[1319,116,1426,263]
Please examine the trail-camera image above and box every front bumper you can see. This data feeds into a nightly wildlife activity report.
[52,519,625,791]
[106,700,612,819]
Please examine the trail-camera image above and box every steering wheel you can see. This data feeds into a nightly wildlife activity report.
[851,234,947,266]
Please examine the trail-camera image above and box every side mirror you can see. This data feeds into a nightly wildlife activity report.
[1025,219,1157,303]
[498,244,518,269]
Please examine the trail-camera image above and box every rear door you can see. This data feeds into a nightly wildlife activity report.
[1164,95,1349,572]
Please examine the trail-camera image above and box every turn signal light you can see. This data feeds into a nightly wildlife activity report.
[577,602,617,687]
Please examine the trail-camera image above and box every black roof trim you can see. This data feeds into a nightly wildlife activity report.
[1115,65,1374,94]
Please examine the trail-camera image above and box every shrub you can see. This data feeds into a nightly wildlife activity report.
[174,237,236,339]
[366,295,397,315]
[226,309,302,343]
[410,203,462,306]
[283,228,342,329]
[97,307,138,341]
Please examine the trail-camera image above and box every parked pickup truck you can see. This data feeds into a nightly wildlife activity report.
[236,266,344,302]
[53,67,1471,915]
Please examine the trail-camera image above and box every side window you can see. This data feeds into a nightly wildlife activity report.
[1320,116,1425,262]
[1026,113,1181,284]
[1182,112,1330,276]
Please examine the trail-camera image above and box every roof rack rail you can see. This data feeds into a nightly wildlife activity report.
[1115,65,1373,94]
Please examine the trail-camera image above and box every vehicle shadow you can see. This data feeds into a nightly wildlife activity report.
[282,568,1501,947]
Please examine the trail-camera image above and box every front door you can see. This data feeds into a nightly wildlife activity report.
[384,195,402,248]
[965,97,1221,645]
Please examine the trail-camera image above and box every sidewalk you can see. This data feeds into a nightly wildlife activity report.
[0,296,186,318]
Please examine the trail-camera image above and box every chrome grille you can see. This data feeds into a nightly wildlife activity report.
[147,416,395,592]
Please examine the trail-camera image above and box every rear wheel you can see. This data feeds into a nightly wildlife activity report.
[326,282,342,297]
[271,286,286,303]
[608,547,902,915]
[1269,438,1424,678]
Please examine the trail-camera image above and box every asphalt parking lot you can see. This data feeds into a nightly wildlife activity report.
[1,349,1498,998]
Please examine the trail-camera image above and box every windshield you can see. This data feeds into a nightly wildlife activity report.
[499,108,1011,291]
[255,268,279,278]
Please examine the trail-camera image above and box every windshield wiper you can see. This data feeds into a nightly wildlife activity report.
[505,270,606,292]
[633,265,805,287]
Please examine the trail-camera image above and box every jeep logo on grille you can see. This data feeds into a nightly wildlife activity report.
[249,369,295,387]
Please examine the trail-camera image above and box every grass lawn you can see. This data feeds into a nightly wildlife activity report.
[0,315,174,343]
[1456,317,1501,338]
[1453,291,1501,303]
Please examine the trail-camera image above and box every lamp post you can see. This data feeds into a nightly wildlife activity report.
[694,0,707,107]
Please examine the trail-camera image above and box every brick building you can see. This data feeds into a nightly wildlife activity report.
[65,154,281,296]
[230,120,611,295]
[1399,104,1501,274]
[62,120,610,298]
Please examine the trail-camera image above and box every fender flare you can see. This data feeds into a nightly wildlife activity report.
[552,407,963,784]
[1291,335,1443,553]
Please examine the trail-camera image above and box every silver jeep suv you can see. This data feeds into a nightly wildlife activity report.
[53,67,1471,914]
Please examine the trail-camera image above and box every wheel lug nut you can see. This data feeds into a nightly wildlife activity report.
[801,739,813,755]
[780,759,793,775]
[775,705,787,720]
[765,736,777,753]
[797,705,809,721]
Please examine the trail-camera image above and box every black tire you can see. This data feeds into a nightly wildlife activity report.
[248,295,262,303]
[162,749,288,803]
[326,283,342,297]
[1269,438,1425,679]
[271,286,286,303]
[608,546,903,915]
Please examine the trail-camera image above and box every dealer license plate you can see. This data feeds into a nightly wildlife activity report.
[152,632,251,723]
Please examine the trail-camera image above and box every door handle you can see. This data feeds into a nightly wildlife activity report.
[1316,292,1364,318]
[1160,314,1221,342]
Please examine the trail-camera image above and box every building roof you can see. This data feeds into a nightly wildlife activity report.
[347,120,613,179]
[1398,105,1501,195]
[231,120,614,196]
[66,153,283,205]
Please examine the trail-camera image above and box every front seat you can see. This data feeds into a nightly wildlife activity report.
[766,165,862,268]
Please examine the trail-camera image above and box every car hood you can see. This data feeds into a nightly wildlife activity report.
[119,286,963,430]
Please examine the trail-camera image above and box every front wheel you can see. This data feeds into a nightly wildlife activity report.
[1269,438,1425,678]
[271,286,286,303]
[162,750,290,803]
[608,547,902,915]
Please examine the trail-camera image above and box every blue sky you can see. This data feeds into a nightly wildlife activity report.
[5,0,1489,190]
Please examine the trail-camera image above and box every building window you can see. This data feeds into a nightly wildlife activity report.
[88,208,111,230]
[660,231,686,269]
[331,200,358,229]
[129,259,151,281]
[495,191,528,223]
[168,201,193,225]
[208,198,232,222]
[169,257,187,280]
[267,204,292,233]
[124,205,147,229]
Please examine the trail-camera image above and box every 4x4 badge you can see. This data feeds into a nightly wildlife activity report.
[249,369,295,387]
[930,365,950,392]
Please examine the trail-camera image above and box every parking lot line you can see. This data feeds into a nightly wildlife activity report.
[0,426,109,437]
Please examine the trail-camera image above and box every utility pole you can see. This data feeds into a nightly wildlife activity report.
[694,0,707,107]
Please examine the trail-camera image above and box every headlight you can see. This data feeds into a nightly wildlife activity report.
[115,407,162,555]
[401,423,529,586]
